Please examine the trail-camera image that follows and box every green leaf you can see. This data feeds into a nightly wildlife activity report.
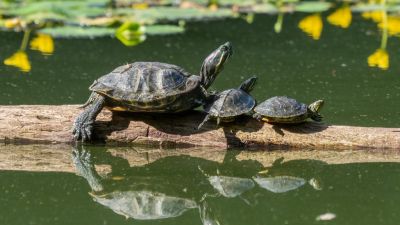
[114,7,233,24]
[6,1,107,20]
[145,25,184,35]
[115,21,146,46]
[39,26,115,38]
[295,2,332,13]
[350,3,385,12]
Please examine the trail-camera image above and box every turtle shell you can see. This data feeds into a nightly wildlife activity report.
[90,62,195,103]
[205,89,256,118]
[254,96,307,118]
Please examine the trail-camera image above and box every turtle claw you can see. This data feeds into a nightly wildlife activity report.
[72,119,94,142]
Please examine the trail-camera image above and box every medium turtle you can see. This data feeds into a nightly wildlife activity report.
[73,42,233,141]
[197,76,257,129]
[253,96,324,123]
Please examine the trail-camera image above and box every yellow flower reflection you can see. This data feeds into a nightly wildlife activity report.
[378,16,400,36]
[30,33,54,55]
[362,11,384,23]
[368,49,389,70]
[298,14,323,40]
[327,6,352,28]
[4,51,31,72]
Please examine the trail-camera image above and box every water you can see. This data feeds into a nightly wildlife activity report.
[1,11,400,225]
[1,145,400,225]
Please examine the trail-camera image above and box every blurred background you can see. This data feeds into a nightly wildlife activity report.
[0,0,399,127]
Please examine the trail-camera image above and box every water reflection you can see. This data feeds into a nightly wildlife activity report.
[72,146,222,224]
[71,146,328,224]
[3,145,400,224]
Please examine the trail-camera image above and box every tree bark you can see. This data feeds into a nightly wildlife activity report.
[0,105,399,149]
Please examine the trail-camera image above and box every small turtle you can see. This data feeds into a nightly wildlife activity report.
[253,96,324,123]
[73,42,233,141]
[197,76,257,129]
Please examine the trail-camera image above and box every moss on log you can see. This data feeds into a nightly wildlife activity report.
[0,105,399,149]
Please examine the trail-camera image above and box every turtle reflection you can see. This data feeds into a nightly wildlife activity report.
[72,146,220,223]
[71,147,268,223]
[253,157,325,193]
[253,176,306,193]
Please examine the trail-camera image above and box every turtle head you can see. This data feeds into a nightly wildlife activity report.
[239,76,257,93]
[308,100,324,122]
[200,42,233,89]
[309,100,324,113]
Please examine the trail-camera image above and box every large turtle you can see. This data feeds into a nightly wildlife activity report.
[253,96,324,123]
[197,76,257,129]
[73,42,233,141]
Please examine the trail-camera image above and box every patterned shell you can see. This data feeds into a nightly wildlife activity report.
[89,62,193,102]
[254,96,307,118]
[205,89,256,117]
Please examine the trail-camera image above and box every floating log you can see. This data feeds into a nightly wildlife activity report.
[1,144,400,173]
[0,105,399,149]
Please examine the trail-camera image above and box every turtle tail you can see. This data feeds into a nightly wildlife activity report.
[198,114,211,130]
[79,92,97,109]
[308,100,324,122]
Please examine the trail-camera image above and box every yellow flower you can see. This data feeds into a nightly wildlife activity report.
[132,3,148,10]
[362,11,384,23]
[3,51,31,72]
[327,6,352,28]
[298,14,323,40]
[367,48,389,70]
[208,3,218,11]
[378,16,400,36]
[30,33,54,55]
[4,18,21,29]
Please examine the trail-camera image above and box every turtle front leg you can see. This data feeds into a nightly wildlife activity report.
[252,113,263,121]
[72,93,105,142]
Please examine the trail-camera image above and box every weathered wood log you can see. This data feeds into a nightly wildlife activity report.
[0,105,399,149]
[1,144,400,173]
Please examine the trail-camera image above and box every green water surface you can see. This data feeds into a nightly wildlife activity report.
[1,13,400,225]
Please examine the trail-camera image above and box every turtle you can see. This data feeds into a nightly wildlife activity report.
[197,76,257,129]
[253,96,324,123]
[72,42,233,141]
